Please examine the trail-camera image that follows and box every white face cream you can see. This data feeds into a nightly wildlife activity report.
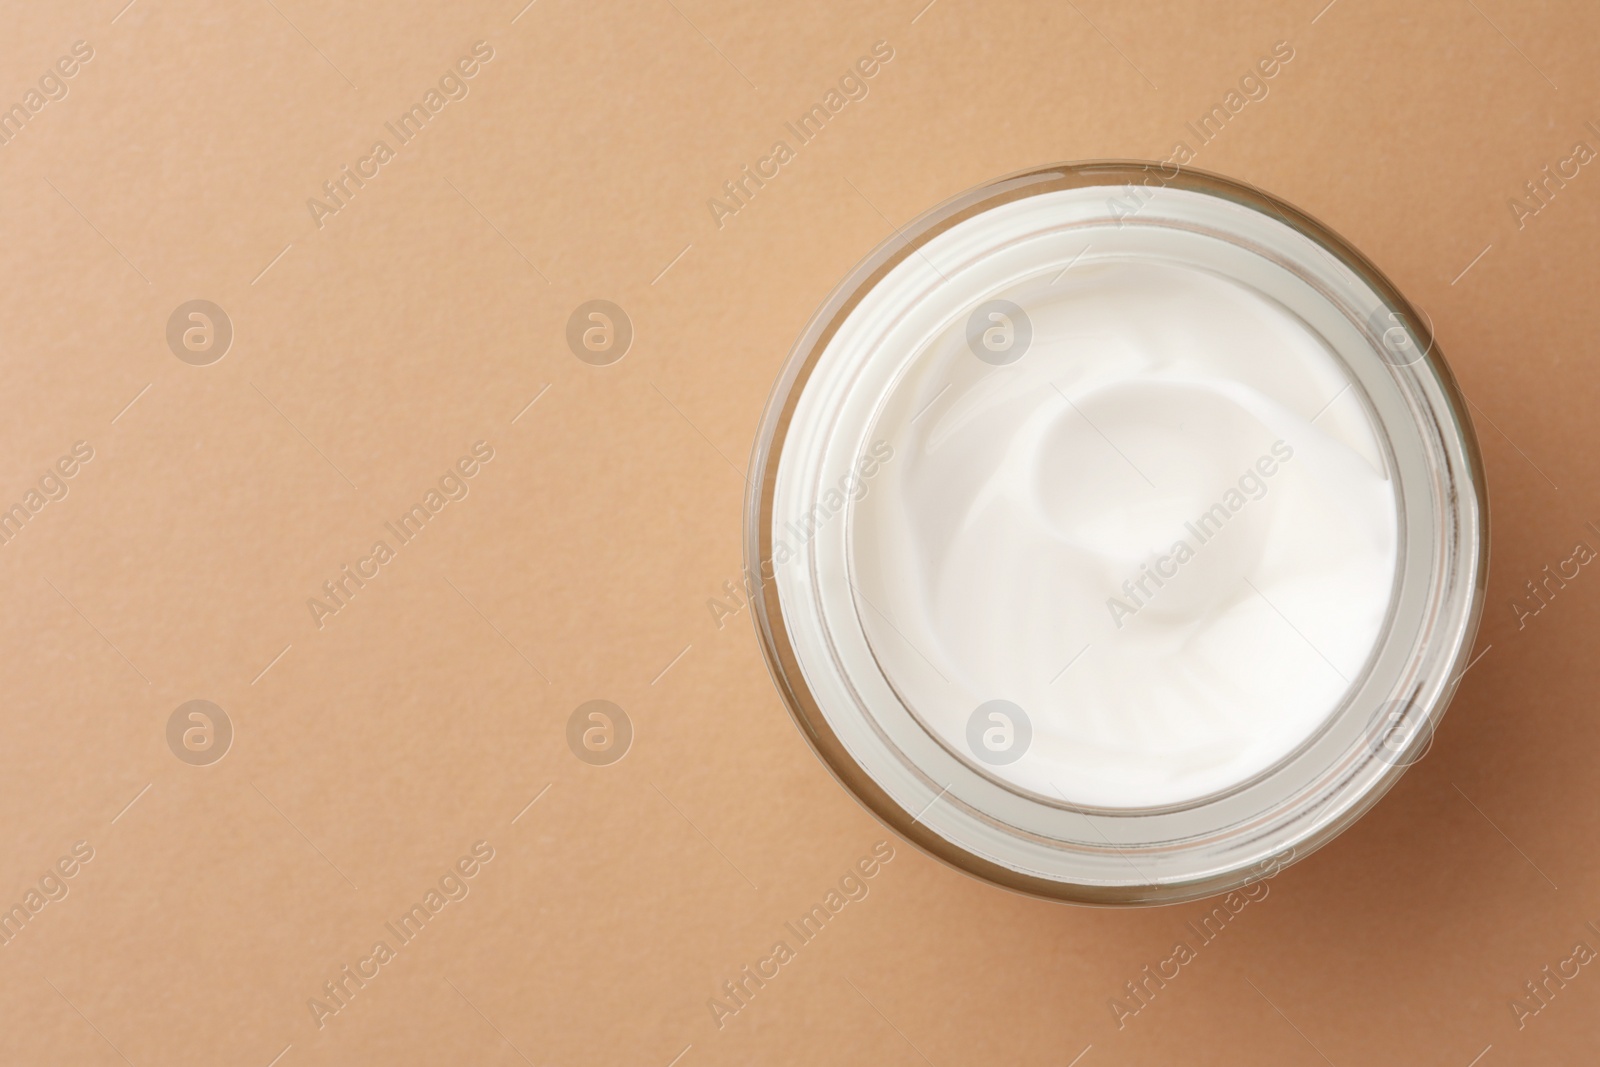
[852,257,1399,808]
[749,165,1486,903]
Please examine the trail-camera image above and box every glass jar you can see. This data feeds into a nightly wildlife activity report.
[745,162,1488,905]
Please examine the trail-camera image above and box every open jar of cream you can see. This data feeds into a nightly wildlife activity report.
[746,162,1487,905]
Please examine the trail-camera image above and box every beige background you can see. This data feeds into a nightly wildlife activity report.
[1,0,1597,1063]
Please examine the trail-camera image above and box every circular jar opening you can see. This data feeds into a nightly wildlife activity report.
[746,163,1487,905]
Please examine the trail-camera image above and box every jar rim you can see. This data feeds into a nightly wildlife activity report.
[743,161,1489,906]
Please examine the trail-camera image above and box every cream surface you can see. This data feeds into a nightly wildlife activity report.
[851,258,1399,808]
